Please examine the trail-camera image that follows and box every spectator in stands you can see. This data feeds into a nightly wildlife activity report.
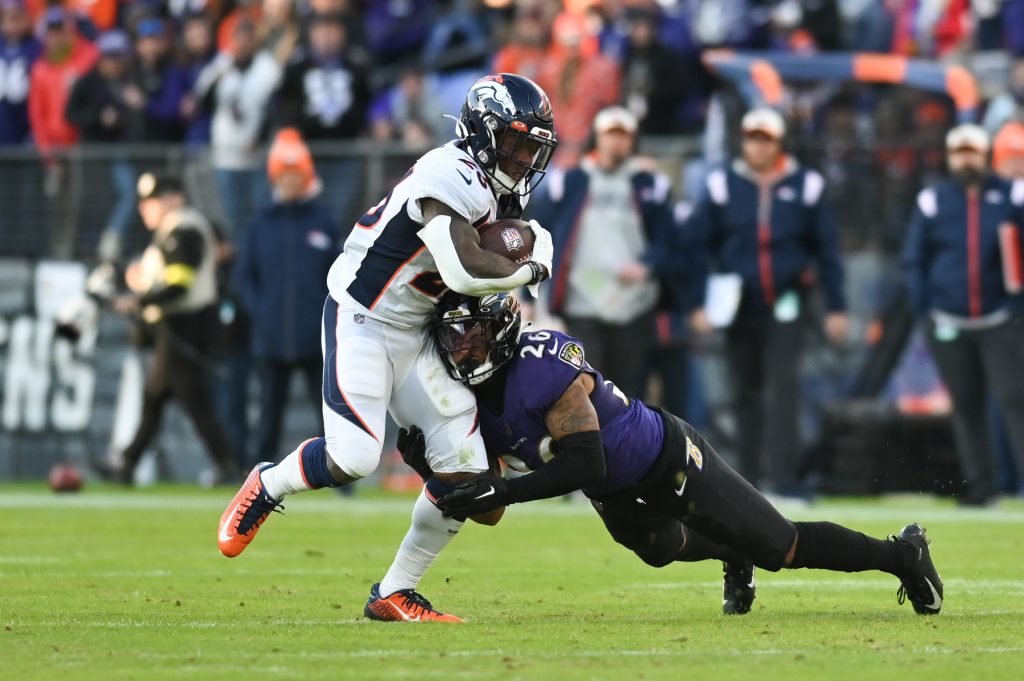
[620,6,687,135]
[993,121,1024,180]
[491,4,550,82]
[64,30,137,261]
[0,0,40,146]
[420,0,488,71]
[28,7,97,156]
[261,0,302,65]
[130,17,185,143]
[234,129,340,467]
[686,108,848,499]
[28,7,97,257]
[902,124,1024,504]
[178,11,216,148]
[982,58,1024,135]
[535,10,620,168]
[276,10,368,223]
[194,16,281,240]
[26,0,117,33]
[541,107,682,398]
[370,67,447,149]
[276,11,367,142]
[363,0,432,67]
[101,171,241,486]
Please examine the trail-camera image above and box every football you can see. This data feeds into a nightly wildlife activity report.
[48,463,84,493]
[477,218,535,264]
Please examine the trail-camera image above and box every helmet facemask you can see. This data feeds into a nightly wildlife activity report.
[483,114,556,196]
[432,293,522,386]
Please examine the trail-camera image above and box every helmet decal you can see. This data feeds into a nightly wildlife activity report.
[472,80,517,117]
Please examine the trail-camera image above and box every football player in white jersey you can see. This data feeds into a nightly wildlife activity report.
[217,74,558,621]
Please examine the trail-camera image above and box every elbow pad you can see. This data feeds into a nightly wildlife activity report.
[418,214,534,295]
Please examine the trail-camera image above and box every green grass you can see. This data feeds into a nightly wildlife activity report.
[1,485,1022,680]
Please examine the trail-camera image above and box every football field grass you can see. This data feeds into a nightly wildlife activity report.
[1,485,1022,681]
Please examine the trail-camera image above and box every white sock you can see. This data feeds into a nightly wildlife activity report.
[260,440,315,500]
[378,488,464,597]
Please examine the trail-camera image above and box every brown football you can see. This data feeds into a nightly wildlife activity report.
[48,463,84,493]
[477,218,535,264]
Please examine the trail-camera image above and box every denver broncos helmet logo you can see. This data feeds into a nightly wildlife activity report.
[471,78,517,116]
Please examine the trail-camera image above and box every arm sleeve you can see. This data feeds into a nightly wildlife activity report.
[809,190,847,312]
[505,430,605,503]
[139,228,205,307]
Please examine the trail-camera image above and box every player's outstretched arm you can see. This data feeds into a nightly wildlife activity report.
[417,198,549,296]
[437,376,606,518]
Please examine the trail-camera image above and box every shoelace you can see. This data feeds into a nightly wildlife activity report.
[235,490,284,534]
[896,577,932,607]
[398,590,437,616]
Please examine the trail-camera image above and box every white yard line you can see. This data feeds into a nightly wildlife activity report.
[1,492,1023,523]
[32,644,1024,657]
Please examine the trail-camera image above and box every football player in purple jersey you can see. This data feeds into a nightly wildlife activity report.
[397,291,944,616]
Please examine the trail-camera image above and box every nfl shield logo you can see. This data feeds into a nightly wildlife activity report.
[500,227,525,253]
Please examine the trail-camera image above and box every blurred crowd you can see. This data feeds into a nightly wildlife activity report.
[3,0,1024,161]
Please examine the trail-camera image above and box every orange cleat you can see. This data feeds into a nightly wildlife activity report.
[217,462,283,557]
[364,583,465,622]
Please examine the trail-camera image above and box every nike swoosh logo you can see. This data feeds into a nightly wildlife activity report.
[923,578,942,610]
[384,599,420,622]
[456,169,472,185]
[218,503,241,543]
[474,486,496,500]
[675,478,687,497]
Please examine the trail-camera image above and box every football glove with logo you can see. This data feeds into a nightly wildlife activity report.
[437,473,510,518]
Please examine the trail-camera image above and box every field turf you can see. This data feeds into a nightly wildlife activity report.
[1,485,1022,680]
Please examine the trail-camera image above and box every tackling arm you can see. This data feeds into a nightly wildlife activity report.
[436,374,606,518]
[416,198,551,296]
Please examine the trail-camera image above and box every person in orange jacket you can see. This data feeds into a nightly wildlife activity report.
[28,7,97,156]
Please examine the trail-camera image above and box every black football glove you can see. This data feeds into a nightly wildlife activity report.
[437,473,510,518]
[396,426,432,482]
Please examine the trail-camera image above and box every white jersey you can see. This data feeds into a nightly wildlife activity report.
[327,142,498,326]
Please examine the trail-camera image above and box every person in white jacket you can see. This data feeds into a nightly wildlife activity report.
[194,17,282,240]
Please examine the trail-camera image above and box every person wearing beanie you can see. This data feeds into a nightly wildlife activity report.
[233,128,341,467]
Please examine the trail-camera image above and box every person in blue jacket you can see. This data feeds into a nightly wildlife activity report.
[685,107,848,499]
[234,128,342,468]
[537,106,688,399]
[902,123,1024,505]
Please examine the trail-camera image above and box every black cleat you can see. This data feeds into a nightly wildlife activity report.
[893,523,943,615]
[722,560,756,615]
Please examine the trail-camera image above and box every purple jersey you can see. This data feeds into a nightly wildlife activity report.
[478,329,664,496]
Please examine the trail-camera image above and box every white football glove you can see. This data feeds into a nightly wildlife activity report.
[527,219,553,297]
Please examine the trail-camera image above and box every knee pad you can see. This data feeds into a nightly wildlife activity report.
[324,433,380,480]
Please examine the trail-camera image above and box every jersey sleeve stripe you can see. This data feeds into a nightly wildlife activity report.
[296,437,318,488]
[321,297,380,443]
